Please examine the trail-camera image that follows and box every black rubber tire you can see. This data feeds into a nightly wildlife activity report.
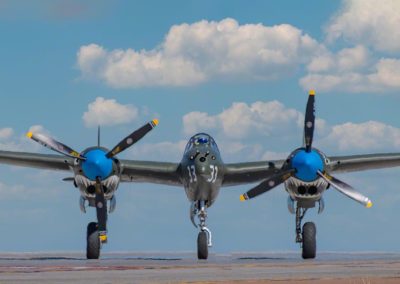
[86,222,100,259]
[302,222,316,259]
[197,231,208,260]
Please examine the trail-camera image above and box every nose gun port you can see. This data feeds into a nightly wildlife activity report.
[190,150,200,160]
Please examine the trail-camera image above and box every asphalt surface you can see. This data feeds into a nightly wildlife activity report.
[0,252,399,283]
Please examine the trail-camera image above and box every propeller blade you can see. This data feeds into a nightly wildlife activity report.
[317,171,372,208]
[26,131,85,160]
[240,169,294,201]
[106,119,159,158]
[304,90,315,152]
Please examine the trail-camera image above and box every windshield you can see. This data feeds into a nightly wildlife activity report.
[194,136,209,145]
[184,133,213,152]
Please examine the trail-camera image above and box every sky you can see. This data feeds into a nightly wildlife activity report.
[1,0,400,254]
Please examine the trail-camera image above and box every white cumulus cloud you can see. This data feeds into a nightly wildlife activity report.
[82,97,138,127]
[183,100,326,139]
[326,0,400,53]
[300,56,400,93]
[301,0,400,94]
[77,18,322,87]
[320,121,400,152]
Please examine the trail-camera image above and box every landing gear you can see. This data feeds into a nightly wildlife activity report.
[302,222,316,259]
[191,201,212,260]
[295,205,316,259]
[86,222,100,259]
[86,178,109,259]
[197,231,208,259]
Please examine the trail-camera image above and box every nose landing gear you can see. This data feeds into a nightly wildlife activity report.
[191,201,212,259]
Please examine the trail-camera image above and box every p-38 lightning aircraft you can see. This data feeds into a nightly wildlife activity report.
[1,92,400,260]
[239,90,400,259]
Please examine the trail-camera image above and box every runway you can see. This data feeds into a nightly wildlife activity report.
[0,252,400,283]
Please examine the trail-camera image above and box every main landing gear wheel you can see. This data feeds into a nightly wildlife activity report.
[295,206,317,259]
[86,178,108,260]
[302,222,316,259]
[86,222,100,259]
[197,231,208,260]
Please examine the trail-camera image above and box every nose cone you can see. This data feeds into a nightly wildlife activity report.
[195,164,211,177]
[291,149,323,182]
[82,149,113,181]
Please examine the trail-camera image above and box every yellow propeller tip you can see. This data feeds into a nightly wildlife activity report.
[309,89,315,96]
[26,132,33,138]
[366,201,373,208]
[239,195,246,202]
[152,119,159,126]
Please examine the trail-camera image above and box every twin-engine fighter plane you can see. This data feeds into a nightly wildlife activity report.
[1,91,400,260]
[240,90,400,258]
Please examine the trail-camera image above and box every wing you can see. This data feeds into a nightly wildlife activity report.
[0,150,74,171]
[327,153,400,173]
[119,160,182,186]
[222,160,286,187]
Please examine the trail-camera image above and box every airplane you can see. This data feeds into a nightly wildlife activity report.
[1,92,400,260]
[239,90,400,259]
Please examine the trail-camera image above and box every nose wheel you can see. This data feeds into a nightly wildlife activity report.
[295,205,316,259]
[191,201,212,260]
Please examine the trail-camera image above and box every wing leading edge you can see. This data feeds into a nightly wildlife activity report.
[0,150,74,171]
[222,160,285,186]
[327,153,400,173]
[120,160,182,186]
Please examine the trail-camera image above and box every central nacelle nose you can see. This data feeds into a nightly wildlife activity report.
[291,149,324,182]
[82,149,113,181]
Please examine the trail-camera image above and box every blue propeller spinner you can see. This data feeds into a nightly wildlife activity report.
[81,149,113,181]
[291,149,324,182]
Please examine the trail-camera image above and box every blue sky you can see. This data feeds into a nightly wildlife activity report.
[1,0,400,254]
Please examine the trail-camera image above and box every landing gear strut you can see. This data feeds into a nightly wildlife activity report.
[295,205,316,259]
[86,178,108,259]
[191,201,212,260]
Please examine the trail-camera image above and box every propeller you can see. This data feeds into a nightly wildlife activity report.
[106,119,158,158]
[240,90,317,201]
[240,169,295,201]
[304,90,315,152]
[240,90,372,208]
[27,119,159,181]
[26,132,86,160]
[317,171,372,208]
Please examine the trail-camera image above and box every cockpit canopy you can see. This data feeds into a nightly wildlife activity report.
[184,133,219,153]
